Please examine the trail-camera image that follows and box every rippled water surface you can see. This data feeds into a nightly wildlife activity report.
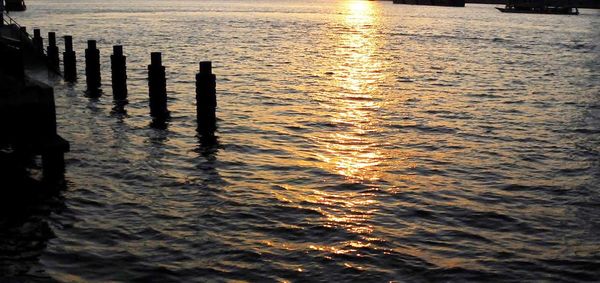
[3,0,600,281]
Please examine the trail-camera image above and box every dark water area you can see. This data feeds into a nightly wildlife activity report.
[2,0,600,281]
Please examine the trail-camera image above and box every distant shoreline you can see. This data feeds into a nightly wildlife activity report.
[465,0,600,8]
[376,0,600,9]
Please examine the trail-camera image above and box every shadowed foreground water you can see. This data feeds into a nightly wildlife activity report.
[2,0,600,281]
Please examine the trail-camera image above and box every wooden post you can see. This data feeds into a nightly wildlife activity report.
[84,40,101,91]
[19,26,27,44]
[110,45,127,100]
[63,35,76,82]
[32,28,43,55]
[47,32,59,71]
[195,61,217,133]
[147,52,168,119]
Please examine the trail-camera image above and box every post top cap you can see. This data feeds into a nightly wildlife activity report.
[113,45,123,56]
[151,52,162,65]
[199,61,212,75]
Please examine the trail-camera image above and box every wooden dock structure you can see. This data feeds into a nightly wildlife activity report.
[1,15,70,179]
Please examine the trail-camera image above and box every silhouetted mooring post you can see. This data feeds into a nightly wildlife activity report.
[32,28,44,56]
[47,32,59,71]
[63,35,76,82]
[196,61,217,133]
[110,45,127,100]
[148,52,168,119]
[18,26,26,41]
[85,40,101,92]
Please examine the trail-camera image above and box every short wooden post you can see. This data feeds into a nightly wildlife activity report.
[110,45,127,100]
[19,26,27,43]
[147,52,168,118]
[63,35,77,82]
[85,40,101,91]
[47,32,59,70]
[195,61,217,132]
[32,28,44,55]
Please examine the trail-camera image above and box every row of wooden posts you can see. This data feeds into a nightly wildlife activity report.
[31,28,217,132]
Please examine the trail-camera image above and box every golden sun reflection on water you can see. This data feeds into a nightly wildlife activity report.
[316,0,385,183]
[301,4,389,261]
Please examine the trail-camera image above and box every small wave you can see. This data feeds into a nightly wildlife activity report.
[390,123,457,134]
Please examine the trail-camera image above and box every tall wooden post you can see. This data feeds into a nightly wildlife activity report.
[32,28,44,55]
[63,35,77,82]
[147,52,168,119]
[110,45,127,100]
[19,26,27,44]
[84,39,101,91]
[195,61,217,133]
[47,32,59,71]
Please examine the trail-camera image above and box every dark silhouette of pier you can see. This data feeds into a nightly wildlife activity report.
[1,11,219,181]
[1,18,69,180]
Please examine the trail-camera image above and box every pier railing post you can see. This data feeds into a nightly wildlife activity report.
[195,61,217,132]
[147,52,168,119]
[32,28,44,55]
[47,32,59,71]
[84,39,101,91]
[110,45,127,100]
[63,35,77,82]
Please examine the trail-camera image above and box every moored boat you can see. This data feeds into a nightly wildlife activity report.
[393,0,465,7]
[4,0,27,12]
[497,0,579,14]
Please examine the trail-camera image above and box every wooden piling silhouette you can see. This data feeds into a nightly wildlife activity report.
[32,28,44,56]
[110,45,127,100]
[19,26,28,43]
[84,40,101,91]
[63,35,76,82]
[147,52,168,119]
[195,61,217,132]
[47,32,59,71]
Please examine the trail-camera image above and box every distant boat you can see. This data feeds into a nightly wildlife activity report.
[497,0,579,14]
[393,0,465,7]
[4,0,27,11]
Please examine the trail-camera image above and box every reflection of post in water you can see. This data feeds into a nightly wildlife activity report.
[150,116,168,130]
[111,99,128,117]
[197,131,218,157]
[146,126,169,164]
[195,132,221,184]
